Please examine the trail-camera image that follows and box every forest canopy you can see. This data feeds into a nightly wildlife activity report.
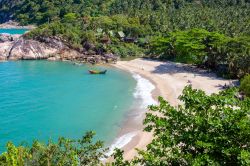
[0,1,249,165]
[0,0,249,77]
[1,0,249,36]
[0,87,249,165]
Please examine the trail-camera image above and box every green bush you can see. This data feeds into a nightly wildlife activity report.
[0,132,106,165]
[240,74,250,97]
[149,29,250,78]
[109,43,144,58]
[130,86,250,165]
[26,21,83,48]
[81,30,97,43]
[0,87,249,165]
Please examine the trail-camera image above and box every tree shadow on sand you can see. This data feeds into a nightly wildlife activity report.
[149,59,239,87]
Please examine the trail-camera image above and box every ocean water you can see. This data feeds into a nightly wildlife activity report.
[0,61,137,152]
[0,29,28,35]
[106,74,157,156]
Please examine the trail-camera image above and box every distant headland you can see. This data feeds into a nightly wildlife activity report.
[0,22,117,63]
[0,20,36,29]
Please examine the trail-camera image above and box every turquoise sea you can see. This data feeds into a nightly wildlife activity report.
[0,61,137,152]
[0,28,28,34]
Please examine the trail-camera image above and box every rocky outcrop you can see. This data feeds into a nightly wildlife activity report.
[0,41,13,60]
[0,35,60,60]
[0,35,118,63]
[0,33,20,42]
[8,38,58,60]
[0,20,35,29]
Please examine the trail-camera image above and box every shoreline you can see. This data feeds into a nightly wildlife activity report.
[108,61,162,160]
[0,21,35,30]
[109,58,237,160]
[0,59,238,160]
[105,71,157,159]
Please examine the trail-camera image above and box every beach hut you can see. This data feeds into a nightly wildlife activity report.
[118,31,125,39]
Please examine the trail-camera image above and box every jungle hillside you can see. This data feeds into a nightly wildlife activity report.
[0,0,249,78]
[0,1,250,165]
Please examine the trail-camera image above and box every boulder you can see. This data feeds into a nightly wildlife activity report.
[48,55,61,61]
[0,34,11,42]
[0,56,6,61]
[83,41,95,51]
[0,41,13,60]
[9,38,58,60]
[0,36,65,60]
[0,35,118,64]
[60,49,82,61]
[35,36,65,50]
[0,33,20,42]
[103,53,118,63]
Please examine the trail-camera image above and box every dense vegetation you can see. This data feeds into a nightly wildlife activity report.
[0,0,249,77]
[1,0,249,37]
[136,86,250,165]
[0,1,249,165]
[0,86,249,165]
[150,29,250,78]
[0,132,106,165]
[240,74,250,97]
[0,0,108,25]
[25,15,146,58]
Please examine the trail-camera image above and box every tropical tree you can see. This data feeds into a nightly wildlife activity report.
[240,74,250,97]
[0,132,107,166]
[109,86,250,165]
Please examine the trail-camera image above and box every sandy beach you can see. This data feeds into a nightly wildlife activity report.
[112,58,237,160]
[0,21,35,29]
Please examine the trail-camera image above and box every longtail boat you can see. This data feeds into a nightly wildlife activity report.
[89,70,107,74]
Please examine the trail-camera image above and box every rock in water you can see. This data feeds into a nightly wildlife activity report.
[8,38,58,60]
[48,56,61,61]
[0,33,20,42]
[0,35,118,63]
[0,41,13,58]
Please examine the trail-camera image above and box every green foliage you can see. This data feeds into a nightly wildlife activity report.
[109,0,250,37]
[150,29,250,78]
[109,43,144,58]
[0,1,249,165]
[1,0,249,36]
[0,87,250,165]
[0,132,107,165]
[0,142,31,166]
[0,0,110,25]
[25,15,146,57]
[63,13,77,23]
[167,4,250,37]
[240,74,250,97]
[1,0,249,75]
[82,30,97,43]
[108,149,133,166]
[89,15,148,37]
[224,37,250,78]
[134,86,250,165]
[26,21,85,49]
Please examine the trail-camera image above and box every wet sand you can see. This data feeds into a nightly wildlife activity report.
[111,58,236,160]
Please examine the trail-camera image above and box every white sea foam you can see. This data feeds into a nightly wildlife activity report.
[106,132,137,157]
[106,73,157,157]
[132,73,157,108]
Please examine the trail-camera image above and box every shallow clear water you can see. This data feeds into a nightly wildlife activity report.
[0,61,136,151]
[0,29,28,34]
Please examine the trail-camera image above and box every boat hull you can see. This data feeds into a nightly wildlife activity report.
[89,70,107,74]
